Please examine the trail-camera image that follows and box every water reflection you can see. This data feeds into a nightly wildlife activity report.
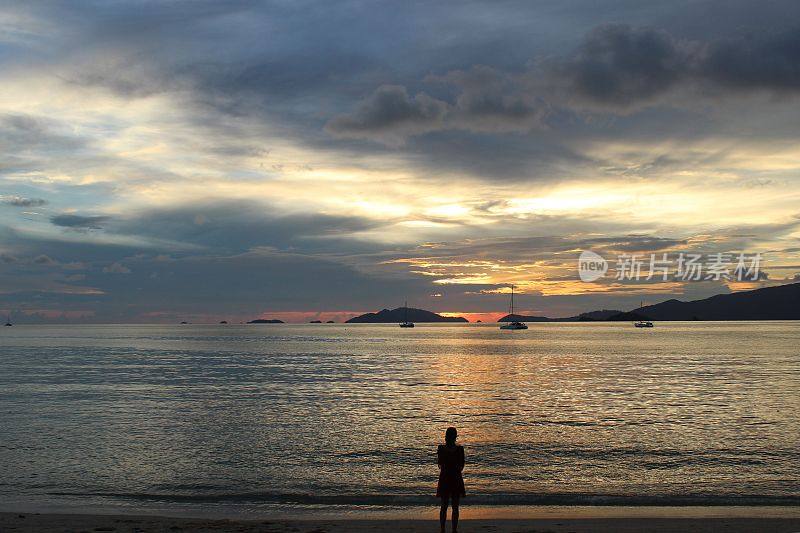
[0,322,798,512]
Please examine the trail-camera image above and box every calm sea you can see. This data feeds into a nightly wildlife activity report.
[1,322,799,517]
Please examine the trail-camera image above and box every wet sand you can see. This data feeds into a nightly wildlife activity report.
[3,510,800,532]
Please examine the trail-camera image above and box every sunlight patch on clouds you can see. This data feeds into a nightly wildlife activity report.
[502,190,629,215]
[433,276,495,285]
[424,203,472,218]
[3,67,798,246]
[398,220,458,229]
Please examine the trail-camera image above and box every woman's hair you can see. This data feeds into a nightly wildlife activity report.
[445,427,458,444]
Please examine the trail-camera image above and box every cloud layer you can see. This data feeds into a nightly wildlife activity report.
[1,1,799,321]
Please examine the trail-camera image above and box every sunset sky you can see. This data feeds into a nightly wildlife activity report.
[1,1,800,323]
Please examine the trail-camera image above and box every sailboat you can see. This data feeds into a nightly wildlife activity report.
[4,313,12,327]
[634,300,653,328]
[399,300,414,328]
[500,285,528,330]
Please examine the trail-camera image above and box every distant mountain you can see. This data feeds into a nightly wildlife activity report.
[346,307,468,323]
[607,311,651,321]
[247,318,284,324]
[575,309,624,321]
[635,282,800,321]
[495,283,800,322]
[498,313,551,322]
[499,309,623,322]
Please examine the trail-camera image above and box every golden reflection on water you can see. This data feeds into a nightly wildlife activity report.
[1,321,799,512]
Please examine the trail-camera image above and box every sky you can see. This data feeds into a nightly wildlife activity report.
[1,0,800,323]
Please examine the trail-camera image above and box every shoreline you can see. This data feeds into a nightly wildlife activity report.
[4,503,800,520]
[3,508,800,532]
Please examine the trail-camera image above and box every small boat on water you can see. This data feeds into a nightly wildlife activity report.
[399,300,415,328]
[634,301,653,327]
[500,285,528,330]
[4,314,11,327]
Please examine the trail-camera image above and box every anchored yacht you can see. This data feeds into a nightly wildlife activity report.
[500,285,528,330]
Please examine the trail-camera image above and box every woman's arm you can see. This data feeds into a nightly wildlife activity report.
[458,446,465,472]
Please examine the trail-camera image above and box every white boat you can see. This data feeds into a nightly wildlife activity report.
[634,301,653,327]
[500,285,528,330]
[399,300,414,328]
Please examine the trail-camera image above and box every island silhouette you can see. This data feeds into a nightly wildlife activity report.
[499,281,800,322]
[346,307,467,323]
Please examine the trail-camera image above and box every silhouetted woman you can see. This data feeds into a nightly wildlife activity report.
[437,427,465,533]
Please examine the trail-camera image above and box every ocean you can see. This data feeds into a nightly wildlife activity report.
[1,322,798,517]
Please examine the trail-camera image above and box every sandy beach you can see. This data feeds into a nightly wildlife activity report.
[3,509,800,532]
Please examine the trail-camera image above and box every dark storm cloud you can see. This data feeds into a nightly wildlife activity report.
[106,200,392,256]
[703,27,800,91]
[329,22,800,143]
[51,214,110,230]
[2,196,47,207]
[10,3,800,123]
[557,24,800,107]
[404,129,594,181]
[432,66,549,132]
[30,1,385,123]
[557,24,694,106]
[326,67,551,144]
[325,85,448,145]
